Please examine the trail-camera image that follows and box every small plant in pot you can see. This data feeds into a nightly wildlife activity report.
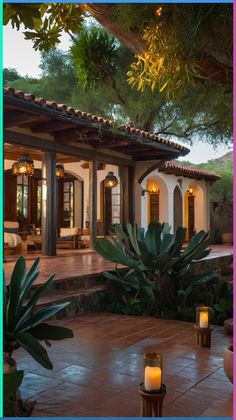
[224,342,233,384]
[3,256,74,417]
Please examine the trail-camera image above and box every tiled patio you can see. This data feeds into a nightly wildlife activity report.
[4,244,232,286]
[16,313,233,417]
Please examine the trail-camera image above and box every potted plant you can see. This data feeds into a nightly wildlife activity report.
[4,256,74,416]
[224,343,233,383]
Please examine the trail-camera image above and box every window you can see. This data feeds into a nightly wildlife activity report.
[37,180,42,226]
[16,175,28,221]
[111,185,120,225]
[63,181,74,227]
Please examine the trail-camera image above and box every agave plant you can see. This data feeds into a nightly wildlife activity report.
[95,222,218,314]
[3,256,74,416]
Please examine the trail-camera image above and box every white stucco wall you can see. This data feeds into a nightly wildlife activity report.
[4,157,211,233]
[5,158,119,228]
[135,161,210,233]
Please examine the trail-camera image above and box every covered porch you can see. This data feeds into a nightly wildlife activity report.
[4,87,189,257]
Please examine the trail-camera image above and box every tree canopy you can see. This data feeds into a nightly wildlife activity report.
[4,3,233,146]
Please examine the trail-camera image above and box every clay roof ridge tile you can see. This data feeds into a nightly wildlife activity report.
[35,97,47,106]
[57,104,68,112]
[46,100,58,110]
[24,93,35,102]
[14,90,25,100]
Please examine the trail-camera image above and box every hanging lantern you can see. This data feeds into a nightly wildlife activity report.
[17,154,34,176]
[104,171,118,189]
[56,163,65,178]
[11,161,19,175]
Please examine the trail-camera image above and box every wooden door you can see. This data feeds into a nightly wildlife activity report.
[150,193,159,222]
[4,171,17,221]
[174,186,183,232]
[188,196,195,239]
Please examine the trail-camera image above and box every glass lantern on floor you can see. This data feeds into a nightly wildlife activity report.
[143,353,163,392]
[196,306,209,329]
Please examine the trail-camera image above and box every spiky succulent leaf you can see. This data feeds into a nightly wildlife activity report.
[15,332,53,369]
[28,323,74,340]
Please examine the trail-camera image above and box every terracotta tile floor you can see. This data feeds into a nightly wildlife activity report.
[4,253,120,286]
[15,313,233,417]
[4,244,232,286]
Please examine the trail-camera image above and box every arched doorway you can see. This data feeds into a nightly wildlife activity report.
[184,186,196,240]
[100,180,120,234]
[173,186,183,232]
[4,168,83,230]
[146,179,160,223]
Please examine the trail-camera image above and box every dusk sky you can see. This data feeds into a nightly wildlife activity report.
[3,24,232,164]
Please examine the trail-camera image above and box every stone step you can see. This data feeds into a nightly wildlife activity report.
[27,285,108,319]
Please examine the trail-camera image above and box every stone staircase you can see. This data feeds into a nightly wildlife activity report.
[27,274,109,319]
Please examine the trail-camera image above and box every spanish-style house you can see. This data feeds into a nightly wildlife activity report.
[3,87,220,256]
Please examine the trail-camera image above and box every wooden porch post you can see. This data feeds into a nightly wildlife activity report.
[89,150,98,248]
[128,166,135,222]
[41,151,57,256]
[119,166,124,226]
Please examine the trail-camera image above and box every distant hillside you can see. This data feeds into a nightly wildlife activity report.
[180,151,233,174]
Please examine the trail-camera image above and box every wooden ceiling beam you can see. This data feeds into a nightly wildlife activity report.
[4,110,39,128]
[30,119,78,133]
[135,151,179,161]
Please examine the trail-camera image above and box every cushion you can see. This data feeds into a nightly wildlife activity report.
[4,227,19,234]
[4,221,19,229]
[60,227,78,237]
[57,236,73,241]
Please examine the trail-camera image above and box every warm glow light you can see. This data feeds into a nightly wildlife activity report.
[196,306,209,329]
[155,6,163,16]
[11,162,19,175]
[146,180,159,194]
[144,366,162,391]
[56,163,65,178]
[199,312,208,329]
[143,352,163,391]
[15,154,34,176]
[104,171,118,189]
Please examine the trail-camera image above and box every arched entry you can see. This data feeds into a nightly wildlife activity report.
[4,168,84,230]
[184,186,196,240]
[173,186,183,232]
[100,180,120,233]
[146,179,159,223]
[141,174,168,231]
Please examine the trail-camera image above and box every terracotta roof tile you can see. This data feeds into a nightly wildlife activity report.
[159,160,220,181]
[4,86,189,155]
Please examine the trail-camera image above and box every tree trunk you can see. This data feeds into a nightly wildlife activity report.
[83,3,232,87]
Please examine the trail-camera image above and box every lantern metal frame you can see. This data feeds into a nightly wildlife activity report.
[104,171,118,189]
[15,154,34,176]
[11,161,19,175]
[56,163,65,178]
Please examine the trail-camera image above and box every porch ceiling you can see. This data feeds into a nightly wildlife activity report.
[4,143,82,164]
[4,87,190,162]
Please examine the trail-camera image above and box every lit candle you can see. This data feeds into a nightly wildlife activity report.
[199,311,208,328]
[144,366,161,391]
